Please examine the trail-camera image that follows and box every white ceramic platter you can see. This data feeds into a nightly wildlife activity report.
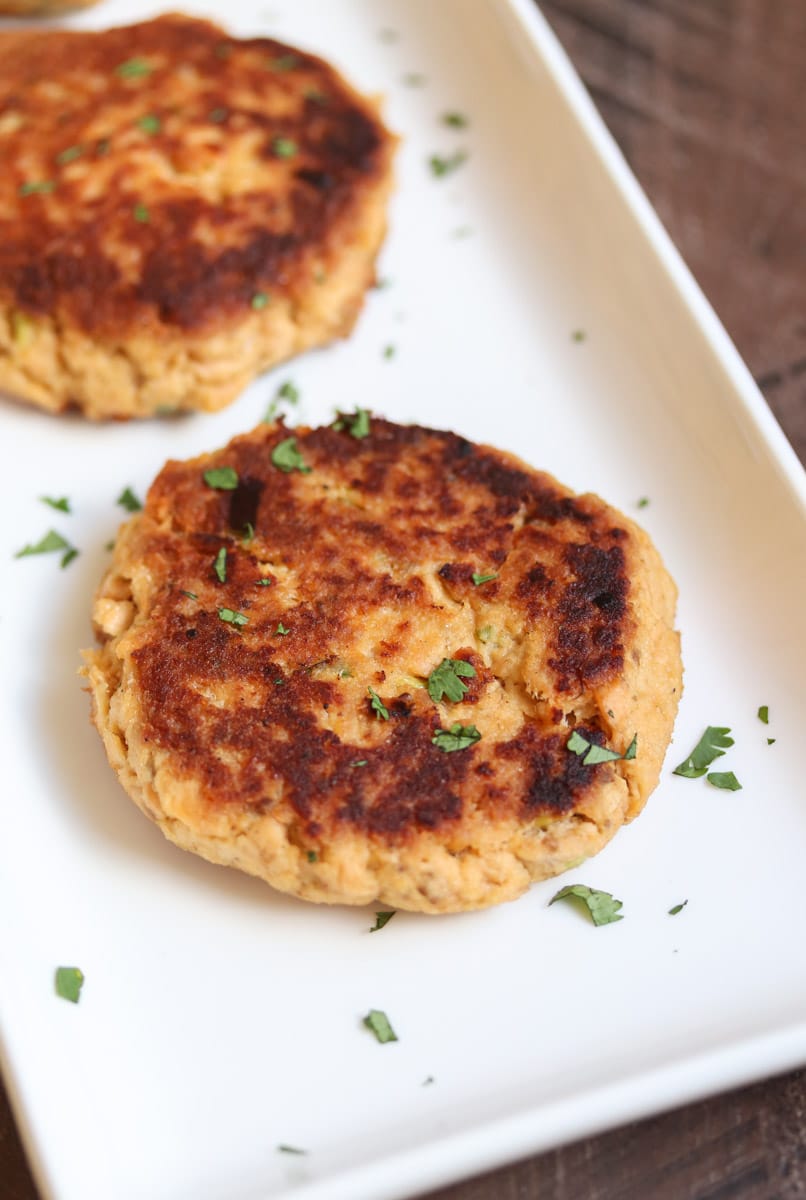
[2,1,805,1198]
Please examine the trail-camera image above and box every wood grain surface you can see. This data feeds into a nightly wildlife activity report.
[2,1,804,1198]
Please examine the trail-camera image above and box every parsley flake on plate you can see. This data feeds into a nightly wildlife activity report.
[15,529,78,568]
[116,486,142,513]
[432,722,481,752]
[566,729,636,765]
[271,437,311,474]
[668,901,688,916]
[382,343,396,359]
[272,136,298,159]
[40,496,71,513]
[277,380,300,404]
[442,111,469,128]
[637,496,650,509]
[203,466,239,490]
[549,884,624,926]
[251,291,270,311]
[218,607,248,627]
[213,546,227,583]
[369,911,395,933]
[276,1144,307,1155]
[363,1009,398,1043]
[571,329,586,343]
[758,705,769,724]
[55,966,84,1003]
[471,571,497,586]
[707,771,742,791]
[367,687,389,721]
[427,658,476,704]
[116,57,152,78]
[428,150,468,178]
[402,72,427,87]
[673,726,733,778]
[336,408,371,439]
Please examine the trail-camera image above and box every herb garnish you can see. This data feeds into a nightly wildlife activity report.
[19,180,55,196]
[428,151,468,178]
[673,727,733,778]
[40,496,71,513]
[307,851,317,863]
[55,966,84,1003]
[549,884,624,926]
[363,1009,398,1043]
[218,608,248,626]
[277,1144,307,1155]
[471,571,497,586]
[133,203,150,223]
[668,901,688,916]
[758,705,769,724]
[209,107,228,123]
[567,730,637,765]
[251,291,270,310]
[348,408,371,438]
[427,658,476,704]
[116,58,153,78]
[256,577,272,587]
[213,547,227,583]
[56,145,83,165]
[181,590,197,600]
[203,466,239,490]
[707,771,742,791]
[15,529,77,568]
[768,738,776,746]
[571,329,586,343]
[271,437,311,474]
[352,759,368,768]
[383,344,396,359]
[137,114,161,135]
[442,111,469,128]
[402,72,427,87]
[432,723,481,752]
[267,53,299,71]
[277,380,299,404]
[276,622,289,636]
[369,912,395,933]
[272,136,298,159]
[637,497,650,509]
[116,486,142,512]
[367,687,389,720]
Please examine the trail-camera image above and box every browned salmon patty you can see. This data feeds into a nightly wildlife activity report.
[83,417,682,912]
[0,14,395,418]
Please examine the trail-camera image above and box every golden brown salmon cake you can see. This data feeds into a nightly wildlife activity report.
[0,14,395,418]
[83,417,682,913]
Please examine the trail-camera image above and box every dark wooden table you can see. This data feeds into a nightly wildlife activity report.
[3,1,804,1197]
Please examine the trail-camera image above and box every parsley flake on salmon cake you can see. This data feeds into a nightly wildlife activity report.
[82,418,682,913]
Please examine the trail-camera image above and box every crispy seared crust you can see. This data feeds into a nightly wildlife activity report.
[0,14,395,417]
[83,419,682,912]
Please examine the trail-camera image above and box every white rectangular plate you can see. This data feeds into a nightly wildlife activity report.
[2,1,806,1198]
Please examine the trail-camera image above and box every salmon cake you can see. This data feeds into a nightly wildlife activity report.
[0,15,395,418]
[83,417,682,913]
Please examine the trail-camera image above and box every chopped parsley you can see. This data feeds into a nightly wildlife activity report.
[40,496,71,513]
[213,546,227,583]
[116,58,153,78]
[402,72,427,87]
[549,884,623,926]
[422,1076,435,1086]
[137,114,161,135]
[428,150,468,178]
[758,705,769,724]
[251,291,270,310]
[427,658,476,704]
[471,571,497,586]
[306,851,317,863]
[276,1144,307,1155]
[242,522,254,544]
[15,529,77,568]
[668,901,688,916]
[56,145,83,165]
[347,408,371,439]
[116,486,142,513]
[567,729,637,765]
[133,203,150,223]
[203,466,239,490]
[271,437,310,474]
[637,497,650,509]
[277,380,299,404]
[369,911,395,933]
[218,607,248,627]
[19,180,55,196]
[442,111,469,128]
[351,759,368,768]
[382,344,396,359]
[276,622,290,636]
[707,771,742,791]
[367,687,389,720]
[768,738,776,746]
[54,966,84,1003]
[673,726,733,778]
[181,590,197,600]
[267,53,299,71]
[272,136,298,159]
[571,329,586,343]
[363,1009,397,1043]
[256,577,273,587]
[432,722,481,752]
[209,107,228,123]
